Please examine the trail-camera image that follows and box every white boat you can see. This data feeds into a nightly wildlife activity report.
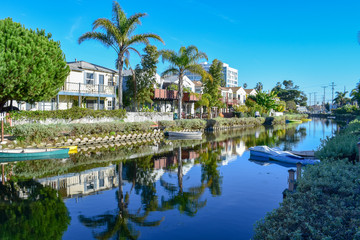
[166,131,203,140]
[249,146,320,165]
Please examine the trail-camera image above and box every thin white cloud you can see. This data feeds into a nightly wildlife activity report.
[65,17,82,42]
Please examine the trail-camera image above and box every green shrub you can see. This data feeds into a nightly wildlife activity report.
[12,121,154,143]
[9,107,126,121]
[332,105,359,115]
[315,119,360,162]
[254,160,360,239]
[254,118,360,239]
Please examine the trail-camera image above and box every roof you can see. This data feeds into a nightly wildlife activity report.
[67,61,117,74]
[245,89,256,94]
[192,80,203,87]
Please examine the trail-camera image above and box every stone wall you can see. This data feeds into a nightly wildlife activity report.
[124,112,173,122]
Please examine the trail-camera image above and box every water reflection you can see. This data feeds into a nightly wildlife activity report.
[0,119,338,239]
[0,180,70,240]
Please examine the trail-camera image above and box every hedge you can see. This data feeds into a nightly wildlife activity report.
[12,121,154,143]
[8,107,126,121]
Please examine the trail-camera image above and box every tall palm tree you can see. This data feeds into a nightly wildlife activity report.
[78,1,164,109]
[350,82,360,104]
[333,91,349,107]
[160,46,208,119]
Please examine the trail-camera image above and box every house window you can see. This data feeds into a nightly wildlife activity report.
[107,100,112,108]
[86,73,94,85]
[108,77,115,86]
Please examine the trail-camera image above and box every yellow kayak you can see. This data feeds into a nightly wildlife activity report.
[51,146,78,154]
[301,119,312,122]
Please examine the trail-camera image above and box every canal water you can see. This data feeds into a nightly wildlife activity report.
[0,119,337,240]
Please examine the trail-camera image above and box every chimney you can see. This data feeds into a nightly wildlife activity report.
[75,58,77,62]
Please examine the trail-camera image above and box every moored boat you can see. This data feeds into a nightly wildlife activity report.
[286,119,302,124]
[0,148,70,162]
[166,131,203,140]
[249,146,319,165]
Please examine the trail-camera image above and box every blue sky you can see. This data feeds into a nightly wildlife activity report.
[2,0,360,103]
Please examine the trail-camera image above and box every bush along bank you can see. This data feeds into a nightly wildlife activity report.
[6,114,308,149]
[264,114,309,125]
[253,119,360,239]
[7,121,162,149]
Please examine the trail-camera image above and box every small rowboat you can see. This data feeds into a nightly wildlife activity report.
[166,131,203,140]
[0,148,70,162]
[286,119,302,124]
[249,146,319,165]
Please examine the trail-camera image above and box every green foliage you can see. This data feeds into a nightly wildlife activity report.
[78,1,164,108]
[254,160,360,239]
[351,82,360,104]
[160,45,208,119]
[254,119,360,239]
[12,121,154,143]
[124,45,159,109]
[233,105,248,113]
[206,117,265,128]
[9,107,126,121]
[332,104,358,115]
[254,82,263,92]
[333,91,350,107]
[202,59,225,114]
[159,119,206,130]
[0,180,70,240]
[286,100,297,112]
[315,119,360,162]
[272,80,307,106]
[0,18,70,109]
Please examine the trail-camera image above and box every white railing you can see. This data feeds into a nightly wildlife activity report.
[61,82,115,95]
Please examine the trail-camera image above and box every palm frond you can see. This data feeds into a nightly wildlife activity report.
[78,32,118,53]
[112,1,127,32]
[123,12,146,36]
[127,47,141,57]
[159,49,177,64]
[127,33,164,46]
[161,66,179,78]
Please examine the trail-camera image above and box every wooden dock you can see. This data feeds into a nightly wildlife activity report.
[290,150,315,158]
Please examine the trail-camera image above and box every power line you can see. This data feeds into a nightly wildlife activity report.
[321,86,328,112]
[329,82,336,108]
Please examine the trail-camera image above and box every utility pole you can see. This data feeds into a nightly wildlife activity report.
[314,92,317,111]
[321,86,327,112]
[309,93,312,107]
[329,82,336,109]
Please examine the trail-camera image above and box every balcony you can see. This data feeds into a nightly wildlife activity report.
[60,82,115,97]
[183,92,199,102]
[153,89,178,100]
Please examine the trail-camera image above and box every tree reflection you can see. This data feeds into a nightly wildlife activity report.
[158,147,207,216]
[199,143,223,196]
[79,160,163,240]
[0,179,70,240]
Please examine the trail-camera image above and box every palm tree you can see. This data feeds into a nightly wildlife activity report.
[350,82,360,104]
[333,91,349,107]
[160,46,208,119]
[255,82,263,92]
[243,83,248,89]
[78,1,164,109]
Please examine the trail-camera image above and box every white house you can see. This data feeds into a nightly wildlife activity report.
[15,61,118,111]
[162,75,195,93]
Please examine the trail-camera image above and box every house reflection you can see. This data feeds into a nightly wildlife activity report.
[38,166,118,198]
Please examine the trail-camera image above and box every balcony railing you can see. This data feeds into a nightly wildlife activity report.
[61,82,115,95]
[153,89,178,100]
[153,89,199,102]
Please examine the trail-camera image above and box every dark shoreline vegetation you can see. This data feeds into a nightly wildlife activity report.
[253,119,360,239]
[6,111,307,146]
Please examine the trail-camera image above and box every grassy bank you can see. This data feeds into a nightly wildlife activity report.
[253,119,360,239]
[7,114,307,147]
